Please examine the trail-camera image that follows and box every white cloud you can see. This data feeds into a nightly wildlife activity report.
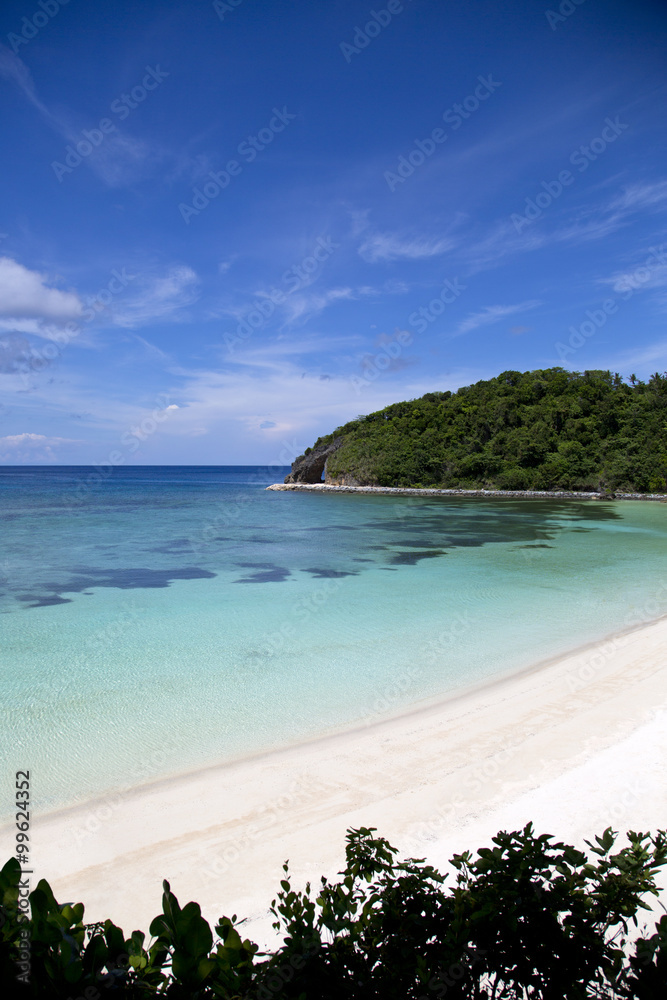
[0,433,73,445]
[0,432,81,463]
[0,257,83,323]
[0,258,200,354]
[358,233,455,263]
[454,300,541,337]
[162,359,490,458]
[0,339,494,463]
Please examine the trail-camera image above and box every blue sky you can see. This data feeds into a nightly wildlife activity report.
[0,0,666,465]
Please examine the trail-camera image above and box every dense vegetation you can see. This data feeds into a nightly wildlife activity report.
[311,369,667,492]
[3,824,667,998]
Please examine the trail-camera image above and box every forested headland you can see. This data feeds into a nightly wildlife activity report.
[291,369,667,493]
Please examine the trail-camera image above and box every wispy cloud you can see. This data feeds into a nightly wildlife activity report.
[550,210,630,245]
[0,44,163,188]
[0,44,51,118]
[462,177,667,275]
[79,132,158,188]
[601,263,667,295]
[211,332,362,372]
[608,181,667,213]
[358,232,455,263]
[125,334,173,364]
[280,286,357,324]
[454,300,541,337]
[584,338,667,374]
[111,266,200,328]
[539,180,667,246]
[462,210,628,276]
[218,283,375,330]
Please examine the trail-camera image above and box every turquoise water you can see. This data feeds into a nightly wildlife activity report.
[1,466,666,818]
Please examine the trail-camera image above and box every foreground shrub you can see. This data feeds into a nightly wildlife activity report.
[1,824,666,997]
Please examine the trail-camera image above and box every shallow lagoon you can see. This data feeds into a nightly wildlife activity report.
[2,466,666,817]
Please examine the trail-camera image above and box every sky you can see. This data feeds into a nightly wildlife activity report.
[0,0,666,466]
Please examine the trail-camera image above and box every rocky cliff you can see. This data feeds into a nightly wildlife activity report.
[284,437,343,483]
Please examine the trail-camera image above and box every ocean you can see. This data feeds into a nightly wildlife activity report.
[1,465,666,819]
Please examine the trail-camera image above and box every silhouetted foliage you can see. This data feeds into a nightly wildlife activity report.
[2,824,667,997]
[307,369,667,492]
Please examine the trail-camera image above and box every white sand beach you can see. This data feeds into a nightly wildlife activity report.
[17,614,667,945]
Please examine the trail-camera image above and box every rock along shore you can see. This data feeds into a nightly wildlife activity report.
[267,484,667,501]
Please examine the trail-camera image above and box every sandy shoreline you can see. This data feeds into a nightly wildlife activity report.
[8,615,667,944]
